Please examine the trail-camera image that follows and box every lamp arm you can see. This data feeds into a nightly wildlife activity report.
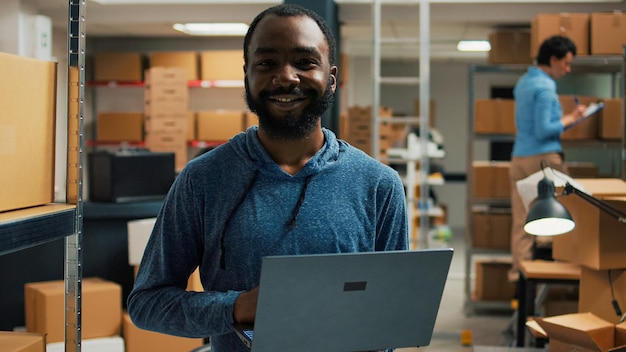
[563,182,626,224]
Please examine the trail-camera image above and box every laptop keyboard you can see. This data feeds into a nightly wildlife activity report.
[243,330,254,340]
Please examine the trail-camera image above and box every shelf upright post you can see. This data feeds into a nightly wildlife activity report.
[65,0,87,351]
[464,64,476,314]
[371,0,381,161]
[623,45,626,180]
[417,0,430,249]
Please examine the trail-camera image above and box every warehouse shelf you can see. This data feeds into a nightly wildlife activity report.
[86,140,226,148]
[0,204,76,256]
[464,53,626,316]
[87,80,145,87]
[87,79,244,89]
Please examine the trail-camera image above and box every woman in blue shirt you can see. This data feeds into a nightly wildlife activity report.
[509,35,587,282]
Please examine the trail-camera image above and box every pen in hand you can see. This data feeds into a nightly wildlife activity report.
[574,97,579,105]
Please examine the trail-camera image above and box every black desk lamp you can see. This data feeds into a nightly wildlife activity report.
[523,173,626,322]
[524,177,626,237]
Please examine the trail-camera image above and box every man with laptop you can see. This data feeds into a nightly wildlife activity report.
[128,4,451,352]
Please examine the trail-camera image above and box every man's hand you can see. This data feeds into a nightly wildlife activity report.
[233,287,259,323]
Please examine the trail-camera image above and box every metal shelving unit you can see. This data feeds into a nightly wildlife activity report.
[65,1,87,350]
[0,2,87,352]
[464,54,625,315]
[372,0,435,249]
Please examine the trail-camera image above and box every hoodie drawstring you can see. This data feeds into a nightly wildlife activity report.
[287,175,312,231]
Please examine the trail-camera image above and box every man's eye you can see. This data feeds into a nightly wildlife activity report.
[297,59,317,68]
[256,60,274,68]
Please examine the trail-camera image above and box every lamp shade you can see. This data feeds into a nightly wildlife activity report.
[524,177,575,236]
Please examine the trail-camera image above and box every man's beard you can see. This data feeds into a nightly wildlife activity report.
[245,78,335,140]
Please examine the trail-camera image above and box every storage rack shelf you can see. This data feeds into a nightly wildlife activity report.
[87,79,244,88]
[1,0,86,349]
[0,204,76,256]
[464,53,625,315]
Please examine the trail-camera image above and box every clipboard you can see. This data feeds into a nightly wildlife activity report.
[564,102,605,131]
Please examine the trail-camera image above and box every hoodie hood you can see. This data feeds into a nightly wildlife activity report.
[228,126,341,179]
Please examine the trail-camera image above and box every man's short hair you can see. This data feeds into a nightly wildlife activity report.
[536,35,577,66]
[243,4,337,66]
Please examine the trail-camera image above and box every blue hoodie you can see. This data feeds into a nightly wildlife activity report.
[127,126,409,351]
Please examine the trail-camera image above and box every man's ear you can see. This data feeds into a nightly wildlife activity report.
[330,65,338,92]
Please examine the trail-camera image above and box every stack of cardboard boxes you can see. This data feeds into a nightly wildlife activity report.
[18,217,206,352]
[144,67,190,171]
[489,11,626,66]
[531,178,626,350]
[473,94,623,142]
[22,274,204,352]
[341,105,399,158]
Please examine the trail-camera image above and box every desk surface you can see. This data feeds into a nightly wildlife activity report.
[520,260,580,280]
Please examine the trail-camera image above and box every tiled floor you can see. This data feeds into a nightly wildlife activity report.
[397,228,520,352]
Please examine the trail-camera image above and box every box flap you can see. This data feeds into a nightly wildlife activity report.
[537,312,614,351]
[615,322,626,348]
[575,179,626,198]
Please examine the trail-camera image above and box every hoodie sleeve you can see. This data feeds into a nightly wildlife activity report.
[375,168,410,252]
[127,167,243,338]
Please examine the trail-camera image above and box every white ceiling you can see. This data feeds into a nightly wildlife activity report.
[27,0,626,60]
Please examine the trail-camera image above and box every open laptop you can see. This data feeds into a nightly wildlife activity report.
[234,248,453,352]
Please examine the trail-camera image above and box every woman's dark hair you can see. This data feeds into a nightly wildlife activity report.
[536,35,577,66]
[243,4,337,66]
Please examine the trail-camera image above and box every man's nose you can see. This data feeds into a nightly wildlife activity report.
[272,65,300,86]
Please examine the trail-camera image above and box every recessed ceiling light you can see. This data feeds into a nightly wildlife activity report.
[173,23,249,36]
[456,40,491,52]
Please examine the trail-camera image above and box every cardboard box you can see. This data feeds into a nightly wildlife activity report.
[145,66,187,86]
[149,51,198,80]
[0,52,56,212]
[145,113,189,135]
[144,131,188,171]
[566,162,599,178]
[122,313,204,352]
[488,31,533,65]
[200,50,244,81]
[196,110,245,141]
[560,95,600,140]
[473,99,516,134]
[93,52,143,82]
[97,112,144,142]
[474,258,515,301]
[472,161,511,199]
[472,208,512,251]
[531,13,590,58]
[591,12,626,55]
[0,331,46,352]
[144,112,195,141]
[46,336,125,352]
[127,217,157,266]
[579,267,626,324]
[553,178,626,270]
[536,312,626,352]
[599,98,624,140]
[24,278,122,343]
